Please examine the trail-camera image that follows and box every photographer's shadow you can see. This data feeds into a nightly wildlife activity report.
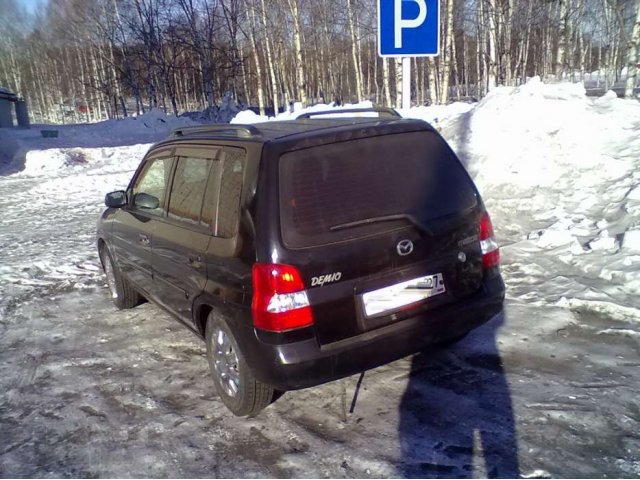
[398,312,519,478]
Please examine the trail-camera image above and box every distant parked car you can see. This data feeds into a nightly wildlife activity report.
[96,108,504,416]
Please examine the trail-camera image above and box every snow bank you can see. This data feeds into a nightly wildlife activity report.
[1,108,195,175]
[54,107,195,147]
[181,92,244,123]
[433,77,640,321]
[398,101,474,129]
[105,108,194,136]
[20,144,151,177]
[21,148,92,175]
[27,144,150,178]
[231,101,375,124]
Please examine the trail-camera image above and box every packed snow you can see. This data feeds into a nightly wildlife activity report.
[1,79,639,477]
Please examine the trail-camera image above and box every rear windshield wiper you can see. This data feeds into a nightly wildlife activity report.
[330,213,433,235]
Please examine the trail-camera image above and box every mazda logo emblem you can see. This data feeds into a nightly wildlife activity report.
[397,239,414,256]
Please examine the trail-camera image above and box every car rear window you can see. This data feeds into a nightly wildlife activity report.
[278,131,478,248]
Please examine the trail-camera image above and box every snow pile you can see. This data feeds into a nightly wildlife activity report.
[398,101,474,130]
[20,144,151,177]
[421,77,640,321]
[21,148,91,175]
[55,107,196,147]
[104,108,195,137]
[33,144,149,178]
[232,101,376,124]
[0,108,195,175]
[182,92,245,123]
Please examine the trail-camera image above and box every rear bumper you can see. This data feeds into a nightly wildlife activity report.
[241,274,505,391]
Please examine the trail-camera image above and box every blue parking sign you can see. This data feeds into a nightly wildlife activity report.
[378,0,440,57]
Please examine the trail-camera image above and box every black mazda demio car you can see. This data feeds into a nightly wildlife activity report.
[97,108,504,416]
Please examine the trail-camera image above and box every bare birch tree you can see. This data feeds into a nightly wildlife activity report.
[625,0,640,97]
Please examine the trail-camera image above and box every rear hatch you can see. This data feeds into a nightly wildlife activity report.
[276,129,485,345]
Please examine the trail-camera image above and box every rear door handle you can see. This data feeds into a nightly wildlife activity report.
[139,234,150,246]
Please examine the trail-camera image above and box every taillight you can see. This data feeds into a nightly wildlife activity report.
[252,263,314,332]
[480,212,500,269]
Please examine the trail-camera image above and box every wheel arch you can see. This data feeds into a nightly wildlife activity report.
[194,302,213,338]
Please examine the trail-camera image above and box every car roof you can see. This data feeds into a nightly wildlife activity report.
[167,116,432,143]
[255,117,410,141]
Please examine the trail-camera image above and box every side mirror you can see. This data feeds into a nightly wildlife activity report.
[105,190,127,208]
[134,192,160,210]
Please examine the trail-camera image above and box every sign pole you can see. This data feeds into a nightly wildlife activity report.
[378,0,439,109]
[402,57,411,110]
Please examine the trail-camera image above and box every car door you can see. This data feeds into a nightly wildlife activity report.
[110,148,174,296]
[151,146,220,323]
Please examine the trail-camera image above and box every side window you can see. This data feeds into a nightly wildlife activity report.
[132,157,173,215]
[168,156,213,224]
[201,161,221,230]
[201,147,245,238]
[217,148,245,238]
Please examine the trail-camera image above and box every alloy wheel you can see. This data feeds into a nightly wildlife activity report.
[212,327,241,398]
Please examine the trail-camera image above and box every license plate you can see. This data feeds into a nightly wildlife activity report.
[362,273,446,317]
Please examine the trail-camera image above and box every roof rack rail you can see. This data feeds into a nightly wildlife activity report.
[296,107,402,120]
[171,124,262,138]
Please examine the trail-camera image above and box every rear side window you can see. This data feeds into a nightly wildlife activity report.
[200,146,245,238]
[279,131,478,248]
[216,147,245,238]
[168,156,213,225]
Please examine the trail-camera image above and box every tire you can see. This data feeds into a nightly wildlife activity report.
[205,312,274,417]
[100,245,140,310]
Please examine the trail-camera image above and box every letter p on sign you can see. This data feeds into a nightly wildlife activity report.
[378,0,440,57]
[395,0,427,48]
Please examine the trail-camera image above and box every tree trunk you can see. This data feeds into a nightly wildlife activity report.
[578,31,586,82]
[502,0,514,85]
[287,0,307,105]
[440,0,455,103]
[428,57,438,103]
[413,57,421,105]
[347,0,364,101]
[382,57,392,107]
[486,0,498,90]
[477,0,485,97]
[517,0,534,84]
[451,32,461,100]
[395,58,403,109]
[625,1,640,97]
[247,0,265,115]
[555,0,569,78]
[259,0,280,116]
[373,52,380,104]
